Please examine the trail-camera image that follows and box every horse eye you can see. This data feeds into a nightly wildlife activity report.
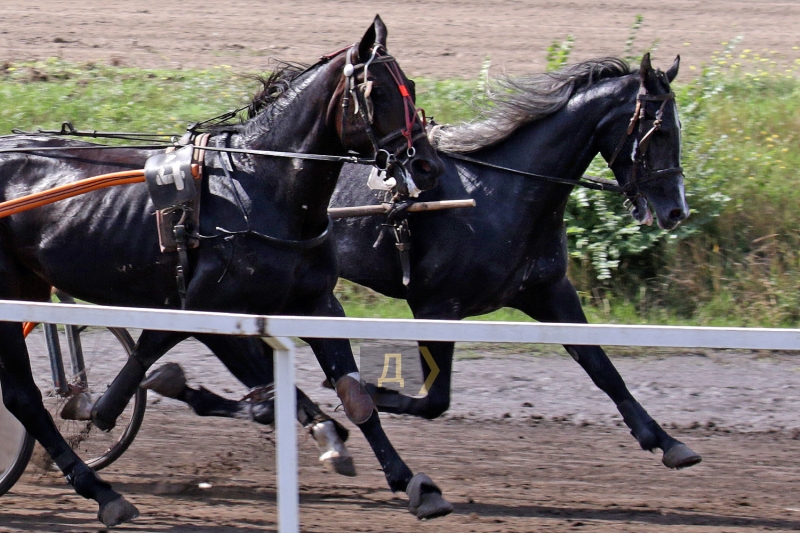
[370,86,387,99]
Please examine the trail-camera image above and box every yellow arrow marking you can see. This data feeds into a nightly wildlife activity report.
[418,346,439,395]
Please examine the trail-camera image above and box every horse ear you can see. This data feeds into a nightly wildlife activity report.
[666,55,680,83]
[373,15,388,47]
[358,15,388,60]
[639,52,652,82]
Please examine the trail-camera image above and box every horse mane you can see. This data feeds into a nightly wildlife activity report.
[205,60,311,133]
[246,60,310,118]
[430,57,632,153]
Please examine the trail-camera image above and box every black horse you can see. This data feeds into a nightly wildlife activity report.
[142,54,700,481]
[0,16,453,526]
[328,54,701,469]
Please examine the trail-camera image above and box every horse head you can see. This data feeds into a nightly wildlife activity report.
[331,16,443,196]
[605,53,688,230]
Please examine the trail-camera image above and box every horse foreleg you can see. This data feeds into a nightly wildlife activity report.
[0,321,138,526]
[305,342,453,519]
[91,329,188,431]
[512,276,701,469]
[301,293,452,518]
[195,334,355,474]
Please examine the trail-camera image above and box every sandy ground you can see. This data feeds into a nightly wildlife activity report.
[1,2,800,531]
[3,339,800,532]
[0,1,798,79]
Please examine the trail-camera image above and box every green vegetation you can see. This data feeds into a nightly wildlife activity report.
[1,33,798,328]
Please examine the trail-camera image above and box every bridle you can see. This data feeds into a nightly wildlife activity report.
[607,80,683,201]
[337,43,427,193]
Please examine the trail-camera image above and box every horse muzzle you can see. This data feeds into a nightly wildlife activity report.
[387,149,443,197]
[641,174,690,230]
[404,150,444,193]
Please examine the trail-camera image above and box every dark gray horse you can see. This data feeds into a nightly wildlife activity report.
[329,54,700,470]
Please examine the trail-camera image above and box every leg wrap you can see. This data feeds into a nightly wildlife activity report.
[617,399,658,451]
[66,462,117,506]
[297,394,349,442]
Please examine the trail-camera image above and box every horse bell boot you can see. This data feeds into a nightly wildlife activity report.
[335,374,376,425]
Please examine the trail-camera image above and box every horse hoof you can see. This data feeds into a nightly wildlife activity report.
[662,443,702,469]
[407,473,453,520]
[91,412,116,432]
[320,451,357,477]
[60,392,95,421]
[98,496,139,527]
[140,362,187,399]
[311,421,356,477]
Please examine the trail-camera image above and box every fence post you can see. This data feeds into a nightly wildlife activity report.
[263,336,298,533]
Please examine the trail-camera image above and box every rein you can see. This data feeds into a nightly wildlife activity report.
[440,152,624,193]
[340,44,427,177]
[3,125,376,165]
[8,42,427,178]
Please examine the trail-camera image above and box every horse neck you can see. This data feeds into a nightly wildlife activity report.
[474,75,638,207]
[236,58,347,235]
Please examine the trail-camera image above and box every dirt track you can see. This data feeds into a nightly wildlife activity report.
[3,341,800,532]
[1,0,798,78]
[2,1,800,532]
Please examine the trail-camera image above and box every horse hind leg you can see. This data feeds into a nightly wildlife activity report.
[141,357,356,476]
[90,329,188,431]
[0,321,138,526]
[364,340,454,420]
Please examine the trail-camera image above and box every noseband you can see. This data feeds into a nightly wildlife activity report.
[607,83,683,200]
[339,44,426,175]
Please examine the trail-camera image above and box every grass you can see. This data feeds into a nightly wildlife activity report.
[0,52,798,328]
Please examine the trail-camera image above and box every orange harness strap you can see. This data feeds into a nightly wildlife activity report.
[10,163,199,335]
[21,321,36,338]
[0,165,200,220]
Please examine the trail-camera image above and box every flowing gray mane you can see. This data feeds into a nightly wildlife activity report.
[430,58,631,153]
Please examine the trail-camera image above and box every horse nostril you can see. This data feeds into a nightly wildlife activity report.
[412,159,432,177]
[669,208,686,222]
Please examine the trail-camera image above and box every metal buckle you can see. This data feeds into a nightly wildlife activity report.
[375,149,394,171]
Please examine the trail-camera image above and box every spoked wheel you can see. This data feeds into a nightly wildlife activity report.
[26,325,146,472]
[0,382,36,496]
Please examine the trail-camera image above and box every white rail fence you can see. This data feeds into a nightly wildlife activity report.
[1,300,798,533]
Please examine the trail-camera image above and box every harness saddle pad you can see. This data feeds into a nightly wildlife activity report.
[148,134,210,252]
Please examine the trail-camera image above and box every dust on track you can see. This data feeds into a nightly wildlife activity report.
[3,413,800,533]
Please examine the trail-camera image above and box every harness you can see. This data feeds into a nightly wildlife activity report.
[376,80,682,287]
[606,86,683,201]
[1,41,429,308]
[339,43,427,195]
